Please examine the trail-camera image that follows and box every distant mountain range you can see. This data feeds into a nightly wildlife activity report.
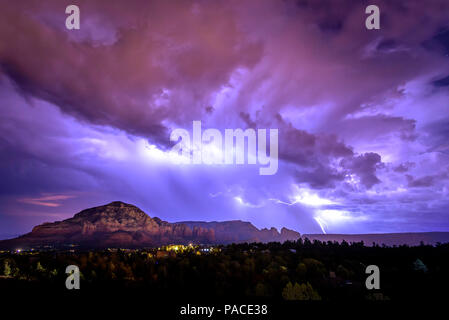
[0,201,300,249]
[302,233,449,246]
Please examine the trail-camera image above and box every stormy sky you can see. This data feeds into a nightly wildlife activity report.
[1,0,449,238]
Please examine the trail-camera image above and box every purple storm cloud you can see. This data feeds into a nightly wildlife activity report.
[0,0,449,238]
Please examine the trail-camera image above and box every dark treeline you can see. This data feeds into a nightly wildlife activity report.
[1,239,448,301]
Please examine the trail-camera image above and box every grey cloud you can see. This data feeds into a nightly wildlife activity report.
[341,152,383,188]
[406,173,448,188]
[393,162,415,173]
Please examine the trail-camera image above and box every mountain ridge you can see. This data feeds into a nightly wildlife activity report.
[0,201,300,249]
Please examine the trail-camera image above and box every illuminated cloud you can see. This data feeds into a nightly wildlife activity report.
[0,0,449,236]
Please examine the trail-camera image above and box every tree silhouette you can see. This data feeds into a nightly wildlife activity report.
[282,282,321,300]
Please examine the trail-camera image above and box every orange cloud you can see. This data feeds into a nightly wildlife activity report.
[18,194,76,207]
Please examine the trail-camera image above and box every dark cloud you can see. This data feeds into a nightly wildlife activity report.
[295,164,345,189]
[406,175,436,188]
[341,153,383,188]
[406,172,448,188]
[393,162,415,173]
[0,0,263,147]
[422,119,449,155]
[433,74,449,87]
[239,112,257,128]
[205,106,215,114]
[424,27,449,54]
[274,113,353,167]
[335,114,417,143]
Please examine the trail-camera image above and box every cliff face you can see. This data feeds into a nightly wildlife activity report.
[0,202,300,249]
[178,221,300,243]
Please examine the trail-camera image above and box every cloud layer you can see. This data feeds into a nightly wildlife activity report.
[1,0,449,237]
